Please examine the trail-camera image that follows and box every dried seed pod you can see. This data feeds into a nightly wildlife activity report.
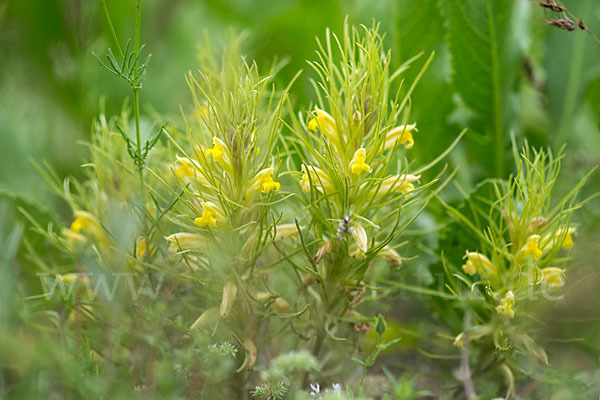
[190,307,219,330]
[352,223,368,253]
[243,338,257,370]
[311,240,332,264]
[220,279,237,319]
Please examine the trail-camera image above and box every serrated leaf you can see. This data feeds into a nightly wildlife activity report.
[441,0,518,119]
[440,0,521,176]
[395,0,455,161]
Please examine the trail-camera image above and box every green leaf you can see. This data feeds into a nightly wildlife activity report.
[0,190,62,278]
[394,0,455,167]
[440,0,521,177]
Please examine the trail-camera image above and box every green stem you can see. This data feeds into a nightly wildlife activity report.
[133,0,145,207]
[101,0,123,58]
[134,88,144,201]
[134,0,141,55]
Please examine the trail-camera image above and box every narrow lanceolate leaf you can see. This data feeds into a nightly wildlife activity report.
[439,0,521,177]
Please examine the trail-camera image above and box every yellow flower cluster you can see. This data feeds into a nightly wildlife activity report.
[461,217,576,321]
[302,107,420,196]
[163,123,282,254]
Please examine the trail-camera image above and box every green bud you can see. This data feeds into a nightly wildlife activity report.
[374,314,387,336]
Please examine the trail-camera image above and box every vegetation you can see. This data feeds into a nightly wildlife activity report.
[1,1,599,398]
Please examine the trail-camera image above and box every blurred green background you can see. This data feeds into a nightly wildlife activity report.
[1,0,600,396]
[2,0,600,210]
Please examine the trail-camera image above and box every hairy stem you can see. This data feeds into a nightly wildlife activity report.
[460,312,477,400]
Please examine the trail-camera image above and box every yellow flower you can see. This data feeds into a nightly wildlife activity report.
[194,201,225,229]
[175,156,209,185]
[384,123,417,150]
[520,234,542,259]
[58,273,90,286]
[371,174,420,197]
[462,251,497,276]
[562,230,574,250]
[273,224,298,241]
[538,267,565,287]
[349,147,371,175]
[495,291,515,318]
[205,137,233,175]
[307,108,344,153]
[453,332,465,349]
[135,237,154,259]
[246,167,280,201]
[64,210,104,243]
[300,165,334,193]
[165,232,207,252]
[542,227,575,251]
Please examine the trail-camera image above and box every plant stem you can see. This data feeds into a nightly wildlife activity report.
[134,0,141,56]
[101,0,123,58]
[133,0,145,206]
[133,88,145,202]
[460,311,477,400]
